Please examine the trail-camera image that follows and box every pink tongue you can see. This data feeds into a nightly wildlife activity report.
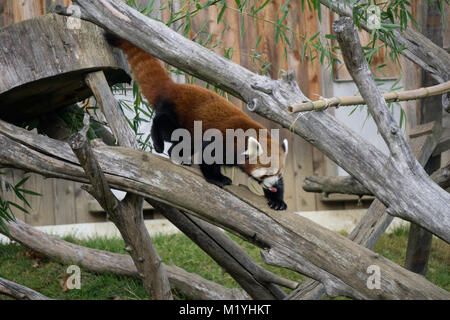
[269,187,278,193]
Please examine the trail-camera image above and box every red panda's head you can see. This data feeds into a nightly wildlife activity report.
[241,135,288,192]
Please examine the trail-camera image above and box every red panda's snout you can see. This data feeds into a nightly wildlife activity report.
[242,137,288,210]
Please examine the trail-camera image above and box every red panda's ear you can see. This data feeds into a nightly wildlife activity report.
[282,138,288,155]
[242,136,263,159]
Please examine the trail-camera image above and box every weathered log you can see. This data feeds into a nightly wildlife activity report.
[332,17,449,241]
[404,223,433,275]
[0,14,130,122]
[302,160,449,197]
[80,71,172,300]
[1,218,248,300]
[289,122,444,299]
[85,71,135,148]
[0,120,448,299]
[335,18,416,166]
[336,15,446,281]
[63,0,450,243]
[0,276,51,300]
[302,175,372,196]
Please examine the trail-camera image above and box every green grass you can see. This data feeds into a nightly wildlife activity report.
[0,226,448,300]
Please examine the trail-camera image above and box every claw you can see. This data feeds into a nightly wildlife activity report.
[268,200,287,211]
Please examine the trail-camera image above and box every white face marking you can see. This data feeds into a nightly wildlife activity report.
[251,168,268,179]
[262,175,279,188]
[282,138,288,155]
[251,167,280,188]
[242,136,263,159]
[251,167,279,179]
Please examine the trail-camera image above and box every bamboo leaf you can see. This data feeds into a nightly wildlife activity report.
[217,4,227,23]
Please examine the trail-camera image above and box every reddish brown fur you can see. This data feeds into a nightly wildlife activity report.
[115,40,285,174]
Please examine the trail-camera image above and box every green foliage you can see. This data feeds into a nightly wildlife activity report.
[0,173,40,236]
[114,82,155,151]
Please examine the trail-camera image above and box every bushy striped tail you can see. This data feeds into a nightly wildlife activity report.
[104,32,173,107]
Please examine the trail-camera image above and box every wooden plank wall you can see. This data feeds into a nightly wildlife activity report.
[0,0,373,226]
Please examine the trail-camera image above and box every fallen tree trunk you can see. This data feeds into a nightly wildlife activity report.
[1,218,249,300]
[0,120,448,299]
[0,277,51,300]
[60,1,450,243]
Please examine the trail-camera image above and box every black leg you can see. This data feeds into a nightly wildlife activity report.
[151,99,180,154]
[263,178,287,210]
[151,114,168,153]
[200,163,232,188]
[199,139,231,187]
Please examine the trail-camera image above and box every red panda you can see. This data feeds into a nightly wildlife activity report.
[105,33,288,210]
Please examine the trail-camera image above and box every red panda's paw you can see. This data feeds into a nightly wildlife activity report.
[268,199,287,211]
[153,142,165,154]
[205,175,232,188]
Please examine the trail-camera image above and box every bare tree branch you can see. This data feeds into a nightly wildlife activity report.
[334,17,417,165]
[302,175,372,196]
